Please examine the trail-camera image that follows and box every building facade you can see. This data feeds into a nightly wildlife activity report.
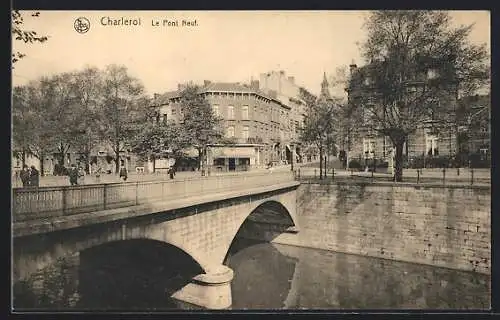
[153,81,295,172]
[456,94,490,165]
[258,70,309,162]
[345,61,459,168]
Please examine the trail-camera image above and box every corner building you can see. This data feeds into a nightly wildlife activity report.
[153,81,294,172]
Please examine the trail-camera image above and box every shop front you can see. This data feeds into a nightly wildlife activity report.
[208,144,264,172]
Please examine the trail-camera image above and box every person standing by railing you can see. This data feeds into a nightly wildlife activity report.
[119,163,128,182]
[168,167,175,180]
[29,165,40,187]
[68,164,79,186]
[20,165,31,188]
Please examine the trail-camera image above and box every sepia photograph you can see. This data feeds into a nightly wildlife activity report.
[11,10,491,311]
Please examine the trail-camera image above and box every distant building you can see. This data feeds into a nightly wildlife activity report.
[258,70,313,161]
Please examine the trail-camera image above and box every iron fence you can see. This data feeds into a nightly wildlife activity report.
[294,167,491,186]
[12,171,294,222]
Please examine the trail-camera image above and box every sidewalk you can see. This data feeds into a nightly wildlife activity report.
[11,167,286,188]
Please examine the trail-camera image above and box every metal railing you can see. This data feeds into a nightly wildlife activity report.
[294,167,491,186]
[12,171,294,222]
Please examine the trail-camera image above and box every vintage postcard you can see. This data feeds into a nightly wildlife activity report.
[11,10,491,312]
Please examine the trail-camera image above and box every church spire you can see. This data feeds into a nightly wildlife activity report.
[320,71,331,100]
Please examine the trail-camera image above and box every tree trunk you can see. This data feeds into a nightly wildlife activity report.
[115,147,120,174]
[151,154,156,173]
[197,147,202,171]
[394,140,404,182]
[40,152,45,177]
[319,146,323,179]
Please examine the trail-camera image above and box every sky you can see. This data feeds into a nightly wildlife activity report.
[11,10,490,96]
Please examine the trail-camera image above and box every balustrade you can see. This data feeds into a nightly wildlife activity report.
[12,171,294,222]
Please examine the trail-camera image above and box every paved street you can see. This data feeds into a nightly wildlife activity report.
[11,165,294,188]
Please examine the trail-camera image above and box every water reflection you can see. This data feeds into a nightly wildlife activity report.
[226,241,490,310]
[14,239,490,310]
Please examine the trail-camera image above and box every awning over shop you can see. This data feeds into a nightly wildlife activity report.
[210,146,257,158]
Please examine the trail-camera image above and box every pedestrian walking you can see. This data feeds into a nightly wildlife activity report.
[29,165,40,187]
[119,164,128,181]
[168,167,175,180]
[20,165,31,188]
[68,164,79,186]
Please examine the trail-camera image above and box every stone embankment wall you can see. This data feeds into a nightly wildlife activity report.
[267,182,490,274]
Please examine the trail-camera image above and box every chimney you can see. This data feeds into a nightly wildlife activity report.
[288,76,295,84]
[204,80,211,87]
[250,80,260,91]
[349,60,357,75]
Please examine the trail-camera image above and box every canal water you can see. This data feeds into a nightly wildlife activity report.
[13,238,490,310]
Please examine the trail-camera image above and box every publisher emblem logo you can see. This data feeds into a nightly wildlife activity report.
[74,17,90,34]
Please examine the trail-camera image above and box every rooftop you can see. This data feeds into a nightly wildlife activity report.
[155,82,291,108]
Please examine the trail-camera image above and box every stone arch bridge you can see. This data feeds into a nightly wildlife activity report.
[12,172,300,309]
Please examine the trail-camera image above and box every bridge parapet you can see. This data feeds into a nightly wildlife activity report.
[13,171,294,222]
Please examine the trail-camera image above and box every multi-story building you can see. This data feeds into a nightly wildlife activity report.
[345,61,459,167]
[258,70,309,162]
[152,81,293,172]
[457,94,490,162]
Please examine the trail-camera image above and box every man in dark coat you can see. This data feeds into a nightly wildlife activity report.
[29,165,40,187]
[119,164,128,181]
[20,165,30,187]
[68,164,79,186]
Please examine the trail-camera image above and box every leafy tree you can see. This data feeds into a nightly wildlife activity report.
[43,72,84,168]
[11,10,48,65]
[12,85,37,166]
[12,78,63,175]
[131,120,188,173]
[179,85,223,172]
[69,67,105,173]
[99,65,148,173]
[299,92,339,179]
[347,11,489,181]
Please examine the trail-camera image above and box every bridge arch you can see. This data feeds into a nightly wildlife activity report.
[223,197,299,264]
[13,222,211,285]
[78,239,204,309]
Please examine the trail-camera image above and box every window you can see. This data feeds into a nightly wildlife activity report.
[242,105,249,120]
[242,126,249,140]
[363,138,375,158]
[228,106,234,119]
[425,135,438,156]
[227,126,235,138]
[213,104,219,117]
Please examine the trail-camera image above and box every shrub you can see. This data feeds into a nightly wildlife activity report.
[348,160,362,170]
